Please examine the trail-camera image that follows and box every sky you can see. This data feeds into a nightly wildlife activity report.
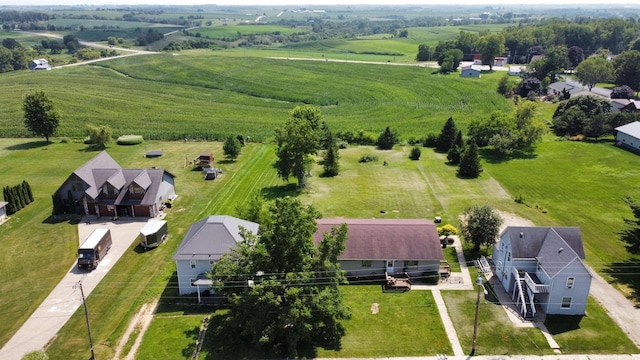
[2,0,640,6]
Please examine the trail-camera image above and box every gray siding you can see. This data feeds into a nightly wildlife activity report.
[176,259,215,295]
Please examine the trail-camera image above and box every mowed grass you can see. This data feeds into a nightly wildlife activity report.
[545,299,638,354]
[316,286,450,357]
[135,315,204,360]
[443,288,552,356]
[0,138,281,357]
[0,52,513,141]
[483,139,640,282]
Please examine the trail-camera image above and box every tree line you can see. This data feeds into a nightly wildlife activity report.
[3,181,34,216]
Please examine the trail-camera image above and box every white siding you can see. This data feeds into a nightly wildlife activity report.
[176,259,215,295]
[543,259,591,315]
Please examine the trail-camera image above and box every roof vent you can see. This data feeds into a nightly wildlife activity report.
[520,232,524,238]
[558,247,564,253]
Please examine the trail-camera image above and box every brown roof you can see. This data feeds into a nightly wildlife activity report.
[314,219,443,261]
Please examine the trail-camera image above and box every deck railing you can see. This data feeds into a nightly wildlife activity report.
[524,272,550,293]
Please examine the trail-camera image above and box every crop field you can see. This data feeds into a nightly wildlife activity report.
[195,24,310,38]
[0,52,512,141]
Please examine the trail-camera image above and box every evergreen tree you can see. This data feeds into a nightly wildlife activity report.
[436,117,457,152]
[24,180,34,203]
[322,129,340,177]
[458,141,482,178]
[447,130,465,164]
[12,186,23,211]
[20,182,30,205]
[376,126,398,150]
[4,186,16,215]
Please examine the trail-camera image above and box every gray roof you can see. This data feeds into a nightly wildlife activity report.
[60,151,174,207]
[0,201,7,208]
[173,215,259,261]
[314,218,443,261]
[502,226,586,278]
[502,226,585,260]
[615,121,640,139]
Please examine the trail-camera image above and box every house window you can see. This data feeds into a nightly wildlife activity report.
[561,297,572,308]
[537,263,542,271]
[507,253,511,261]
[361,260,372,267]
[190,260,196,269]
[566,277,575,289]
[404,260,418,267]
[72,182,84,192]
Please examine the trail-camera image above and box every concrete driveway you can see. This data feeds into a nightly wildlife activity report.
[0,217,148,360]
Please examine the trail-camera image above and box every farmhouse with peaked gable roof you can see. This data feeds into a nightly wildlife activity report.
[29,58,51,70]
[53,151,175,218]
[492,226,592,318]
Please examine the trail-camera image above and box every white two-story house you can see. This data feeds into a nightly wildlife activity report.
[492,226,592,319]
[173,215,259,297]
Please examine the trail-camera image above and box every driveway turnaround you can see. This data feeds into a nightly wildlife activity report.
[0,217,147,360]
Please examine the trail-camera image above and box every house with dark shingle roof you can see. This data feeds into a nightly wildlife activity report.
[53,151,175,218]
[173,215,259,296]
[314,218,443,281]
[492,226,592,318]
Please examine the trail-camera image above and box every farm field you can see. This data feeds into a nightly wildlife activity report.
[0,51,512,141]
[194,24,310,38]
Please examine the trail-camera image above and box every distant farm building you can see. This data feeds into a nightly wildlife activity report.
[460,65,481,78]
[30,59,51,70]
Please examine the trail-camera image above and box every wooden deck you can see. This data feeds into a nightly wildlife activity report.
[384,272,411,291]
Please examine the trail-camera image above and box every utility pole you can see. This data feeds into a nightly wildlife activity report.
[470,274,483,356]
[77,280,95,360]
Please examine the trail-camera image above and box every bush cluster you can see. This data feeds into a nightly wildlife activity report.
[3,181,34,216]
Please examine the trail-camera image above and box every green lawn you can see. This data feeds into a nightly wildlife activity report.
[545,300,638,354]
[316,286,451,357]
[443,288,553,356]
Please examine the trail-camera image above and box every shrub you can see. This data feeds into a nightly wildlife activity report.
[116,135,144,145]
[422,133,438,147]
[59,137,70,143]
[438,224,458,238]
[611,85,635,99]
[409,146,421,160]
[21,350,48,360]
[358,154,378,163]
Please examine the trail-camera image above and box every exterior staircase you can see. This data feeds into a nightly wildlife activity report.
[519,279,534,320]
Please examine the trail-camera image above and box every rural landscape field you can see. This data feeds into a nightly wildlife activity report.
[1,3,640,360]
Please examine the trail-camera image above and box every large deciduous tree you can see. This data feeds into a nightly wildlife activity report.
[567,46,585,69]
[223,135,242,160]
[415,44,432,61]
[619,196,640,254]
[23,90,60,143]
[477,33,505,71]
[210,197,351,358]
[85,124,112,148]
[274,105,322,188]
[552,95,612,136]
[460,204,503,252]
[613,50,640,94]
[574,56,613,91]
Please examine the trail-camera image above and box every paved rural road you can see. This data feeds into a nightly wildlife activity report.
[588,266,640,348]
[18,31,159,69]
[0,218,147,360]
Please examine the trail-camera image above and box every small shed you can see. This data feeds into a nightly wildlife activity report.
[195,153,214,168]
[460,65,481,78]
